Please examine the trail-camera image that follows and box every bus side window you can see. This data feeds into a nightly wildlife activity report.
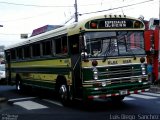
[55,36,68,54]
[11,49,16,60]
[32,43,41,57]
[55,38,62,54]
[24,45,31,58]
[17,47,23,60]
[42,40,52,56]
[61,36,68,54]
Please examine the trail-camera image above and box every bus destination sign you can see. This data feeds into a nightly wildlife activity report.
[98,19,132,29]
[86,19,143,29]
[105,20,126,28]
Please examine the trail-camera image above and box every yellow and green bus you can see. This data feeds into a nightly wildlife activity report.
[5,15,150,105]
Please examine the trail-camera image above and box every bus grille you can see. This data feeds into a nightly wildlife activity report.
[98,64,141,79]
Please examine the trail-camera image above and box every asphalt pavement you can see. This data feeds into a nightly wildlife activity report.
[0,84,160,103]
[1,85,160,120]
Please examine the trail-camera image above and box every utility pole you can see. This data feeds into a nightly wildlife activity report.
[75,0,78,22]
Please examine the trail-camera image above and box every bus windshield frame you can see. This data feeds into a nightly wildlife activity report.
[84,31,145,58]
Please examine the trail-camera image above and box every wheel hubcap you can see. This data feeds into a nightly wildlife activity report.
[17,81,21,90]
[59,85,67,100]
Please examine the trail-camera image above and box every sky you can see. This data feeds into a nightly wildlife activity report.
[0,0,159,47]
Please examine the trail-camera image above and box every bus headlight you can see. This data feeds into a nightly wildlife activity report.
[93,71,98,80]
[93,67,98,80]
[102,81,106,87]
[138,78,142,83]
[141,67,146,75]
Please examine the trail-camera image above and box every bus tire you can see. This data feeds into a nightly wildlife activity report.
[58,83,70,106]
[16,76,23,92]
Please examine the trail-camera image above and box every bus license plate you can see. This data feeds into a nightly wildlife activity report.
[119,90,128,95]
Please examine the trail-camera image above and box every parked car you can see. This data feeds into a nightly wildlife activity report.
[0,64,6,82]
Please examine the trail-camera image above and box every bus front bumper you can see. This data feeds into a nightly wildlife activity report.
[83,82,150,100]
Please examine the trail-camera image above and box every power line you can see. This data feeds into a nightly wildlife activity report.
[0,11,57,22]
[0,1,73,8]
[0,0,132,8]
[79,0,154,15]
[0,1,120,7]
[0,0,155,22]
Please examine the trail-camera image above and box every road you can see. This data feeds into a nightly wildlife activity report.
[0,85,160,120]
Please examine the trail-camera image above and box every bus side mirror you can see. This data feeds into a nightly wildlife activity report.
[81,51,89,61]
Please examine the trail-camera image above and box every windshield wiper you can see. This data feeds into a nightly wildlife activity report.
[124,35,136,60]
[103,39,111,62]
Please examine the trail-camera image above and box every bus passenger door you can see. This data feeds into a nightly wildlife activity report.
[69,36,82,98]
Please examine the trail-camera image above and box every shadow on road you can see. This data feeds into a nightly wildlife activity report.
[0,85,137,112]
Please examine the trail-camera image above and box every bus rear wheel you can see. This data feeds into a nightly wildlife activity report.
[16,79,23,92]
[58,84,70,106]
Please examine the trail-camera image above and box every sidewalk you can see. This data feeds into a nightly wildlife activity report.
[149,84,160,93]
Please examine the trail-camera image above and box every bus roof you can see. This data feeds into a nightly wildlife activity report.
[5,14,143,50]
[5,24,68,50]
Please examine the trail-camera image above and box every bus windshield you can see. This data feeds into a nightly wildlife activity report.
[84,31,145,57]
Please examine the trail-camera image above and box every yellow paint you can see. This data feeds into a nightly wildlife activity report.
[10,58,73,85]
[19,72,72,85]
[11,58,71,68]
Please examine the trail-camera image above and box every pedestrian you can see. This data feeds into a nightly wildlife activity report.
[147,60,153,84]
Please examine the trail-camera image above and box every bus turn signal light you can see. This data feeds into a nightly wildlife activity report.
[90,22,97,28]
[92,60,98,66]
[134,21,141,28]
[140,57,145,63]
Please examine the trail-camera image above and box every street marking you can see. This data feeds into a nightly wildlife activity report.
[140,92,160,97]
[8,97,36,102]
[43,99,63,107]
[14,100,48,110]
[130,94,157,99]
[124,97,135,101]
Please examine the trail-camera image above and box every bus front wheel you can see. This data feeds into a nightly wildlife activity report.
[58,84,69,106]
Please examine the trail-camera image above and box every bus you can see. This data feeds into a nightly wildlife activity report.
[5,15,150,105]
